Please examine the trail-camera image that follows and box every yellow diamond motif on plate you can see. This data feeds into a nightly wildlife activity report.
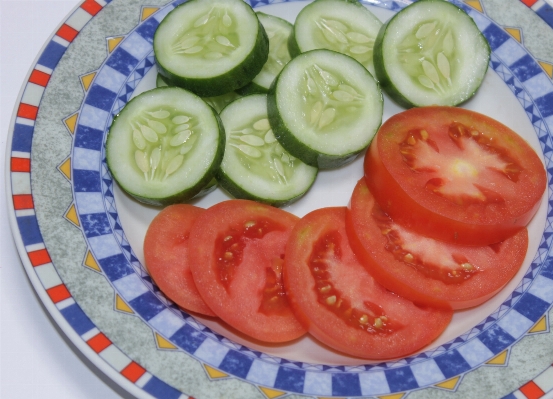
[80,72,96,92]
[64,203,80,227]
[64,113,78,135]
[504,27,522,43]
[107,36,124,53]
[464,0,483,13]
[115,294,134,314]
[486,349,509,365]
[529,315,548,333]
[204,364,228,379]
[378,394,405,399]
[538,61,553,79]
[83,250,101,272]
[141,7,159,21]
[435,376,461,390]
[155,332,177,350]
[58,157,72,181]
[259,386,287,398]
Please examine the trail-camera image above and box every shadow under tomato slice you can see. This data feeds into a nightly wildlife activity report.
[188,199,306,343]
[346,179,529,310]
[143,204,216,317]
[284,206,452,359]
[364,106,545,245]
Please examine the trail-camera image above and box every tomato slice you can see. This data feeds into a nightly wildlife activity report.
[284,206,452,359]
[364,106,546,245]
[188,199,305,343]
[346,179,529,310]
[143,204,216,316]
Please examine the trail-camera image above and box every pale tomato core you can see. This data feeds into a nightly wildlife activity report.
[400,122,522,205]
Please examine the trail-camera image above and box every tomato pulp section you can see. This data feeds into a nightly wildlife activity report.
[188,200,305,343]
[346,179,529,310]
[143,204,215,316]
[284,207,452,359]
[365,106,546,245]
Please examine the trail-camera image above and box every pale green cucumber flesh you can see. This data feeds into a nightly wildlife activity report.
[236,12,293,95]
[106,87,225,206]
[290,0,382,76]
[268,49,383,169]
[217,94,318,206]
[154,0,269,97]
[155,74,224,198]
[373,0,490,108]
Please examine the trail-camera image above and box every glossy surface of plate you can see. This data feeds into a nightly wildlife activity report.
[6,0,553,398]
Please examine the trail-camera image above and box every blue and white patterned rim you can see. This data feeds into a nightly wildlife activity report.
[8,0,553,397]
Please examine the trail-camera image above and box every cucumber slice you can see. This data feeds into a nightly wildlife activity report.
[106,87,225,206]
[268,49,383,169]
[217,94,318,206]
[289,0,382,76]
[373,0,490,108]
[236,12,293,95]
[156,73,169,88]
[156,73,240,113]
[154,0,269,97]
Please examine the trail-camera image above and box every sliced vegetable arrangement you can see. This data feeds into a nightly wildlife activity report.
[107,0,548,359]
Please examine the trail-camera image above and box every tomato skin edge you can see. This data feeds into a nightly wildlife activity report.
[188,199,306,343]
[346,179,529,310]
[365,143,531,245]
[143,204,216,317]
[364,106,546,246]
[284,207,452,359]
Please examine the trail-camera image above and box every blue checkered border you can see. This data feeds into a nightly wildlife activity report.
[48,0,553,397]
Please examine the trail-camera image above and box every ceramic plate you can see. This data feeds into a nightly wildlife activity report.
[6,0,553,398]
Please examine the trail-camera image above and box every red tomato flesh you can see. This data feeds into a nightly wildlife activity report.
[365,106,546,245]
[188,200,306,343]
[284,206,452,359]
[143,204,216,316]
[346,179,529,310]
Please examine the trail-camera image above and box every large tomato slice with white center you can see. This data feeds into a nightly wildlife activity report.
[143,204,215,316]
[364,106,546,245]
[284,206,452,359]
[346,179,529,310]
[188,199,305,343]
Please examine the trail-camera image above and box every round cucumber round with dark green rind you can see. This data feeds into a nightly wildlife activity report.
[106,87,225,206]
[268,49,383,169]
[373,0,490,108]
[217,94,318,206]
[154,0,269,97]
[288,0,382,76]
